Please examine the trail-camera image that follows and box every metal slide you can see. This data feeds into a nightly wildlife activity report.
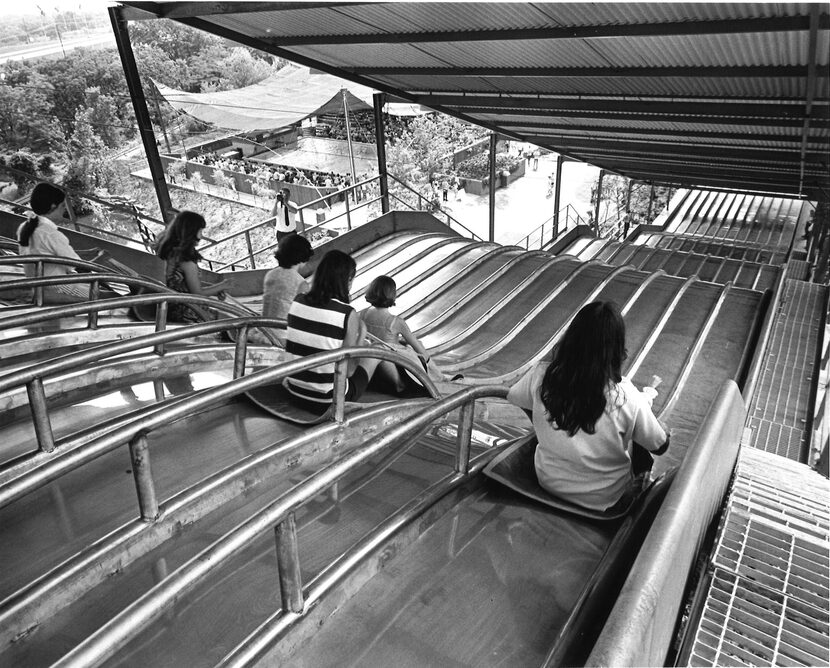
[0,219,773,666]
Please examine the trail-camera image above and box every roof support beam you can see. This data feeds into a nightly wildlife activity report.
[490,113,830,129]
[257,15,830,46]
[500,119,828,142]
[531,138,823,162]
[348,65,805,78]
[419,95,830,120]
[119,2,363,21]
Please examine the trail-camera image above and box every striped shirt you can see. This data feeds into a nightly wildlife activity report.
[284,294,353,403]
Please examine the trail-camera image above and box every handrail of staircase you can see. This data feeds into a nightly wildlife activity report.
[386,172,483,241]
[515,204,586,251]
[49,381,507,668]
[204,172,484,272]
[0,344,440,512]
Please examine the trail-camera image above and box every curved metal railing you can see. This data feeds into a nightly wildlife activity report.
[0,270,169,308]
[0,343,439,510]
[0,398,435,652]
[48,382,506,668]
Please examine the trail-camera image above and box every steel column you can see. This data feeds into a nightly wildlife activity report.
[488,133,497,242]
[109,6,174,223]
[553,154,564,237]
[373,92,390,214]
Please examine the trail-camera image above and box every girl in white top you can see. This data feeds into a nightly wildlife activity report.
[507,301,669,512]
[17,182,88,303]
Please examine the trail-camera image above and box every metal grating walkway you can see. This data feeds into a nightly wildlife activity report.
[747,278,827,461]
[686,447,829,667]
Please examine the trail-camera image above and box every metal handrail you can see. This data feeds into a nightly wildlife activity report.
[0,194,165,249]
[0,399,434,650]
[203,172,483,272]
[0,255,129,276]
[515,204,586,251]
[50,382,508,668]
[0,272,173,309]
[586,380,745,667]
[0,344,439,512]
[386,173,483,241]
[0,291,247,333]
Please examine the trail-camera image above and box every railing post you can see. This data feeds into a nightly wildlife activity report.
[153,379,166,401]
[275,512,304,613]
[244,231,256,270]
[87,281,100,329]
[233,326,249,379]
[34,260,44,306]
[298,207,306,235]
[28,377,55,453]
[154,301,168,355]
[332,358,348,423]
[344,194,352,231]
[129,432,160,521]
[454,400,475,474]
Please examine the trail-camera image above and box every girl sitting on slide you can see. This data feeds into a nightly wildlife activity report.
[361,275,450,393]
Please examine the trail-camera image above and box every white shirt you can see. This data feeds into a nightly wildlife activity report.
[17,215,81,277]
[507,362,667,511]
[272,201,296,234]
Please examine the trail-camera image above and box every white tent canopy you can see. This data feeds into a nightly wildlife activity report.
[154,65,428,133]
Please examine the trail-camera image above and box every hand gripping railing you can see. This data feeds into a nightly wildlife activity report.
[50,382,506,668]
[0,344,438,511]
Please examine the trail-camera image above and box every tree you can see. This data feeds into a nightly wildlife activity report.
[64,108,113,191]
[198,47,275,92]
[84,87,123,148]
[7,151,38,193]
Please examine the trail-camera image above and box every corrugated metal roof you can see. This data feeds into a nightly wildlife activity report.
[119,1,830,199]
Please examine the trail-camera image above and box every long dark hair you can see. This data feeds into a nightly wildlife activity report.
[18,182,66,247]
[156,210,205,262]
[540,301,627,436]
[306,249,355,305]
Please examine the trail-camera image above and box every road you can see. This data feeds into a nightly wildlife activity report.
[0,32,114,65]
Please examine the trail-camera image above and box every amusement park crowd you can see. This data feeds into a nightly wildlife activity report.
[190,151,355,190]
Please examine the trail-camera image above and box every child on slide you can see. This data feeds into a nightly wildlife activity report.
[361,275,456,393]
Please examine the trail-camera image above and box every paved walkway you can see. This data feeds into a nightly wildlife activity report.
[444,153,600,246]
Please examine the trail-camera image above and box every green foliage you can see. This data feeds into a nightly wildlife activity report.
[386,113,488,187]
[455,152,522,180]
[7,150,37,192]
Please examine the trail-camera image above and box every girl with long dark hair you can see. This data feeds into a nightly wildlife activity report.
[284,249,379,409]
[155,210,229,322]
[17,182,88,303]
[507,301,669,511]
